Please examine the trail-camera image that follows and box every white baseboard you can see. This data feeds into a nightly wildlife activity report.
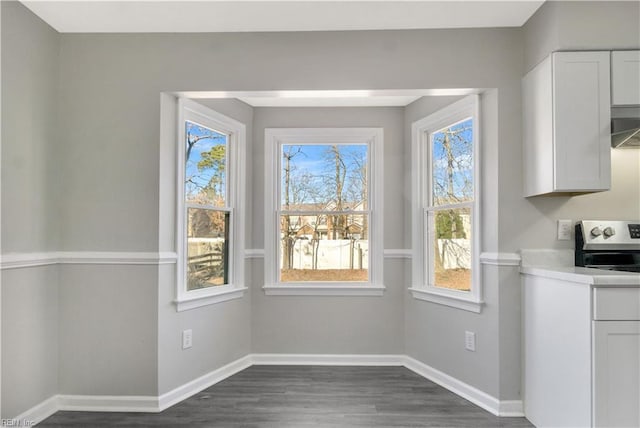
[498,400,525,417]
[57,394,159,413]
[11,395,59,426]
[158,355,252,411]
[403,356,524,417]
[250,353,405,366]
[12,353,523,424]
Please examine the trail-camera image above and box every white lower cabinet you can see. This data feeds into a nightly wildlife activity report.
[523,275,640,427]
[593,321,640,428]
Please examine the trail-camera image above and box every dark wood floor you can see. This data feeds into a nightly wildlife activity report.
[40,366,533,427]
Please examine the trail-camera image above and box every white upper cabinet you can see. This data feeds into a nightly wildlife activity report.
[523,51,611,197]
[611,50,640,106]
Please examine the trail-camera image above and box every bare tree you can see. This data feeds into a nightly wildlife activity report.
[281,146,304,270]
[432,122,473,275]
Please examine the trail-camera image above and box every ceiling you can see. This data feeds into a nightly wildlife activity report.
[21,0,545,34]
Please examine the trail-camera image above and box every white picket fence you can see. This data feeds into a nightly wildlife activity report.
[282,239,369,270]
[436,238,471,269]
[189,237,469,270]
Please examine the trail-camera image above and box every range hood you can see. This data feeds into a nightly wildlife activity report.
[611,107,640,148]
[612,118,640,148]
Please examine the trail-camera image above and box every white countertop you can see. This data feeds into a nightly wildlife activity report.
[520,265,640,286]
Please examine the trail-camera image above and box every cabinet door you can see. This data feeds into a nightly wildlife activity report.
[593,321,640,428]
[553,52,611,192]
[612,51,640,106]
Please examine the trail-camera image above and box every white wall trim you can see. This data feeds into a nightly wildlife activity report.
[262,284,385,296]
[10,395,59,427]
[2,249,513,270]
[498,400,526,417]
[479,252,521,266]
[244,249,265,258]
[0,252,59,270]
[57,394,160,413]
[11,354,523,423]
[408,287,484,313]
[250,353,404,366]
[158,355,252,411]
[403,356,524,417]
[383,249,412,259]
[175,286,248,312]
[57,251,178,265]
[0,251,178,270]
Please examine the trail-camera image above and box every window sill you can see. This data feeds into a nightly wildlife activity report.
[409,287,483,313]
[175,286,248,312]
[263,283,385,296]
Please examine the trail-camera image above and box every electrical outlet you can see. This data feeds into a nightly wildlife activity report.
[465,331,476,352]
[557,219,572,240]
[182,329,193,349]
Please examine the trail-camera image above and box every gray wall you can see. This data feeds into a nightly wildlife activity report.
[1,2,60,418]
[58,265,158,395]
[1,266,59,418]
[1,0,59,253]
[524,1,640,72]
[250,107,405,354]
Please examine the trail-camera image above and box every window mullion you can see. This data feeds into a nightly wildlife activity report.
[426,201,474,212]
[186,203,231,211]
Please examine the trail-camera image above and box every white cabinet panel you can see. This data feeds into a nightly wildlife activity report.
[593,321,640,428]
[593,287,640,320]
[523,274,592,427]
[612,50,640,106]
[523,51,611,196]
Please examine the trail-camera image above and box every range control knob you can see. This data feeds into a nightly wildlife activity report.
[590,227,603,237]
[603,227,616,238]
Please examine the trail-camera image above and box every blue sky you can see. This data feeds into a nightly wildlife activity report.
[281,144,368,207]
[185,121,227,199]
[431,118,473,203]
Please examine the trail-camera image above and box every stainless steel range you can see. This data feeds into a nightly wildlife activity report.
[575,220,640,273]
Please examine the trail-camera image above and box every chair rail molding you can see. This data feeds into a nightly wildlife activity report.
[0,251,178,270]
[478,252,521,266]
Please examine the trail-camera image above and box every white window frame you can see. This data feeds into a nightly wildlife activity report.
[263,128,385,296]
[175,99,246,311]
[410,95,483,313]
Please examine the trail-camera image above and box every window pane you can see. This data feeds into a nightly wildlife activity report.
[431,118,473,206]
[429,207,471,292]
[281,144,368,212]
[187,208,229,290]
[279,213,368,282]
[185,121,227,207]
